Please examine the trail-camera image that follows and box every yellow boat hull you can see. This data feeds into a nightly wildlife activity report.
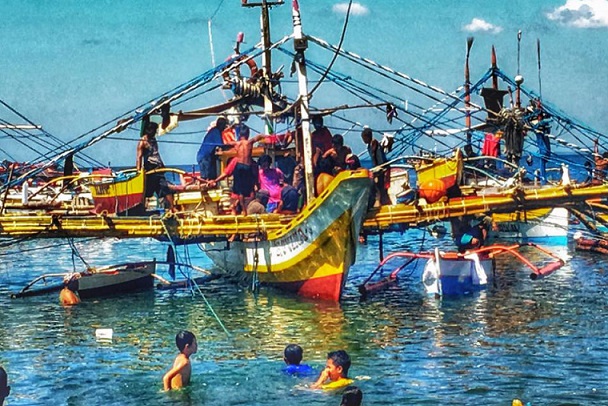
[203,169,372,301]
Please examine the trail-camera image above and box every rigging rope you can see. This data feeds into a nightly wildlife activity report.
[307,0,352,98]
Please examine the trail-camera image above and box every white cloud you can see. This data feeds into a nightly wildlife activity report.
[546,0,608,28]
[463,18,503,34]
[332,2,369,16]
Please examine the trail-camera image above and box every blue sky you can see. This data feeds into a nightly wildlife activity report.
[1,0,607,166]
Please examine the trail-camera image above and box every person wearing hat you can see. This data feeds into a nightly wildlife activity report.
[451,214,497,253]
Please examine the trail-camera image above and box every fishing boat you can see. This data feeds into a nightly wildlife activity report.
[416,148,463,195]
[1,174,95,214]
[11,261,156,299]
[0,0,373,301]
[90,170,146,215]
[360,243,564,297]
[488,207,569,243]
[203,169,371,300]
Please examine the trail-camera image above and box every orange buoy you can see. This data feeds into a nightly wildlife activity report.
[418,179,447,204]
[59,287,80,306]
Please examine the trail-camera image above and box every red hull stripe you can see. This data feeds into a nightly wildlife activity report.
[267,272,343,301]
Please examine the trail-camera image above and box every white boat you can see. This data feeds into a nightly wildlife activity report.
[360,243,564,297]
[487,207,569,244]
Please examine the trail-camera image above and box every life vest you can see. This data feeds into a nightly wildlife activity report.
[321,378,354,390]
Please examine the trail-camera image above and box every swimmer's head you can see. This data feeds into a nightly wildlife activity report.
[0,366,10,402]
[327,350,351,378]
[340,386,363,406]
[176,330,197,355]
[284,344,303,365]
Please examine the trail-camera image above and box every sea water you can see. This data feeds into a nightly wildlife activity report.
[1,229,608,405]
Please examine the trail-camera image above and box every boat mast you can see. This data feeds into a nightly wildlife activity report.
[491,46,498,90]
[242,0,282,134]
[515,30,523,109]
[465,37,474,145]
[290,0,315,204]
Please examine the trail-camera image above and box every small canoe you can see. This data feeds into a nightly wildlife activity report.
[11,261,156,299]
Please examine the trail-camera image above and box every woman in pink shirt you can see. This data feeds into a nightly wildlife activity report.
[258,154,284,212]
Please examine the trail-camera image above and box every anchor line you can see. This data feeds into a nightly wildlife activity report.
[158,214,230,337]
[192,281,231,338]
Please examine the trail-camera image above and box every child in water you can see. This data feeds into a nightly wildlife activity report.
[0,366,10,405]
[163,330,198,391]
[311,350,353,390]
[340,386,363,406]
[282,344,316,376]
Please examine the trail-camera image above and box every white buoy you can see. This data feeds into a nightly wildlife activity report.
[95,328,113,341]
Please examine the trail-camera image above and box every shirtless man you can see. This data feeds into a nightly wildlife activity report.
[211,132,266,213]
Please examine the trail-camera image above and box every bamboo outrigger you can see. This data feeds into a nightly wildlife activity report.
[2,179,608,239]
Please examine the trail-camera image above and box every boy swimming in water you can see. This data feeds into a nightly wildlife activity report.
[311,350,353,390]
[163,330,198,391]
[282,344,316,376]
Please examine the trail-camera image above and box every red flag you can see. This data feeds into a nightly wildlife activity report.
[293,0,300,12]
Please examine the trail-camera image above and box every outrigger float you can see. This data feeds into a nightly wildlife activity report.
[360,243,565,297]
[3,1,608,301]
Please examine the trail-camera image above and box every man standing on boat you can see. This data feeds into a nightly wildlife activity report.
[136,121,175,210]
[211,129,266,214]
[312,115,333,169]
[594,138,608,182]
[197,117,228,180]
[361,127,391,206]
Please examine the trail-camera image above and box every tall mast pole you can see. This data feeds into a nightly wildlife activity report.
[242,0,283,134]
[465,37,474,145]
[515,30,522,109]
[491,45,498,90]
[260,1,274,134]
[291,0,315,204]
